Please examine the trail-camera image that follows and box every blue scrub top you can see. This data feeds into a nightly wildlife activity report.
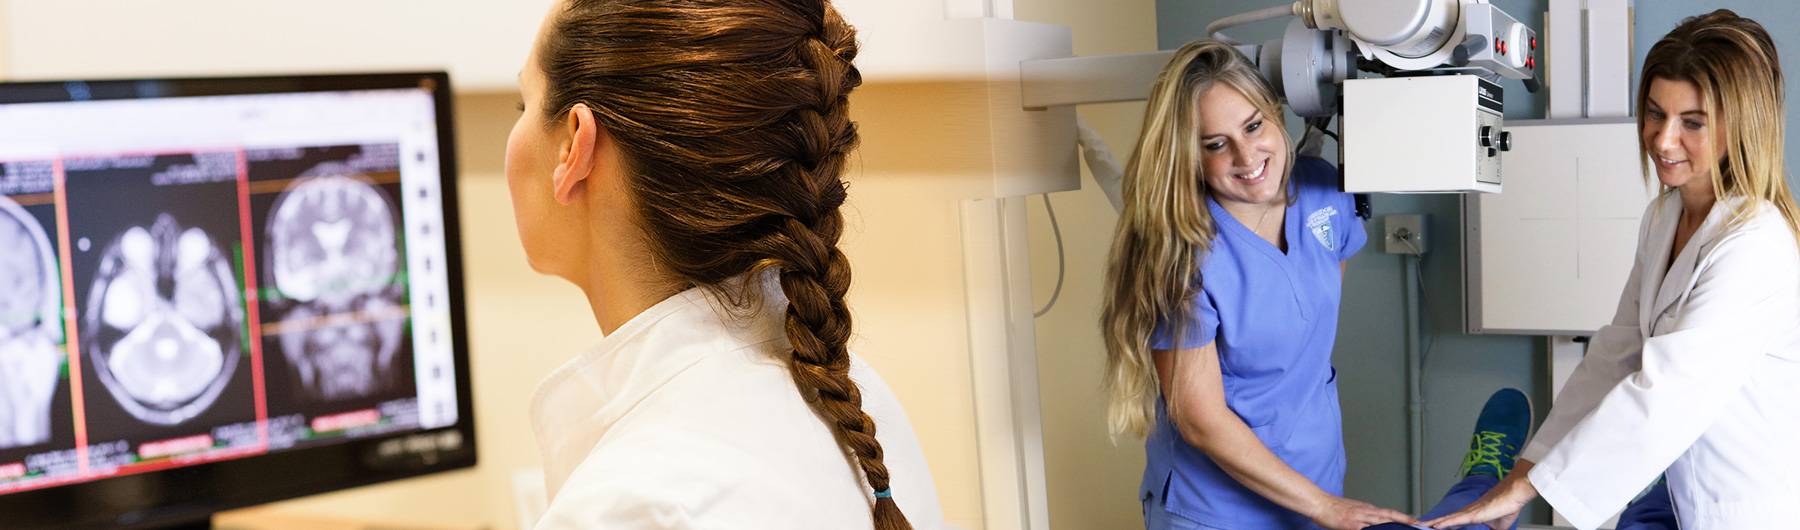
[1142,156,1367,529]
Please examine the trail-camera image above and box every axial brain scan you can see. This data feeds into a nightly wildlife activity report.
[268,174,404,401]
[84,214,243,426]
[0,196,63,448]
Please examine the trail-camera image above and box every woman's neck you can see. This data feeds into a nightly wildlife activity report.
[1676,182,1716,230]
[1217,193,1286,234]
[578,233,680,336]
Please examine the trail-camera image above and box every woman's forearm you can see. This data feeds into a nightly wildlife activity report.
[1174,413,1330,518]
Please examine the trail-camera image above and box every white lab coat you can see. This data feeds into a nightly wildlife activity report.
[530,277,947,529]
[1522,192,1800,529]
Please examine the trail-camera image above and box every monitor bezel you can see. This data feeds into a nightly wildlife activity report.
[0,72,478,529]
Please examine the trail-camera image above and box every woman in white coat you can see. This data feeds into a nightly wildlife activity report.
[503,0,944,528]
[1427,9,1800,530]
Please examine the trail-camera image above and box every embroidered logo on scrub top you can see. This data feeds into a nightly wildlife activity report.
[1307,206,1337,251]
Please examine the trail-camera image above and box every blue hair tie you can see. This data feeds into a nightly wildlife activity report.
[873,489,893,499]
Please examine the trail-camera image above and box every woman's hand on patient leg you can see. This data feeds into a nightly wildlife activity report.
[1420,470,1536,529]
[1308,494,1417,530]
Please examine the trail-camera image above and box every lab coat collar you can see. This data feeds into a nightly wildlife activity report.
[529,274,788,498]
[1642,193,1743,332]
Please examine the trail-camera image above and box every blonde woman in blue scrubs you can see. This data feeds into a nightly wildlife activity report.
[1099,40,1408,530]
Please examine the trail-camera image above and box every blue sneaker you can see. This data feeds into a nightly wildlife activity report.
[1459,388,1532,480]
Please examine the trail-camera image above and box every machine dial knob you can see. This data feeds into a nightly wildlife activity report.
[1480,125,1496,147]
[1499,131,1514,152]
[1506,23,1532,69]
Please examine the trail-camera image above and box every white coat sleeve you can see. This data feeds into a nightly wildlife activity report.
[1520,211,1649,463]
[532,429,743,530]
[1526,223,1800,530]
[533,448,700,530]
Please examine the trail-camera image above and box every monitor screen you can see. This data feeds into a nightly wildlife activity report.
[0,73,474,529]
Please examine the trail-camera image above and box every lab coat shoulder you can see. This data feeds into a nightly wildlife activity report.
[531,276,947,530]
[533,412,789,530]
[1678,199,1800,347]
[531,344,795,530]
[535,338,946,530]
[531,435,712,530]
[1695,200,1800,289]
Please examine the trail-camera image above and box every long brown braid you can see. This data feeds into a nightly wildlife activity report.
[539,0,910,527]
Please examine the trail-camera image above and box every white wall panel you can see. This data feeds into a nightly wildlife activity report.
[1467,119,1656,335]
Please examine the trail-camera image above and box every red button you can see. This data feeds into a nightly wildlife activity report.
[1496,40,1503,53]
[1530,37,1537,50]
[1527,57,1535,69]
[1501,41,1508,55]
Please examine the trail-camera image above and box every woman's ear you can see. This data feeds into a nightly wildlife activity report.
[552,103,598,205]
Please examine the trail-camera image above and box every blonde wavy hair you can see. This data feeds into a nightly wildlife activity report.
[1639,9,1800,244]
[1100,40,1292,438]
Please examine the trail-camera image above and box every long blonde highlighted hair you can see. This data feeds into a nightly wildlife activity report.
[1100,41,1292,438]
[1638,9,1800,244]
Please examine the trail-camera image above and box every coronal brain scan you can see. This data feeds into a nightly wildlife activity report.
[0,196,63,449]
[268,174,404,401]
[84,214,243,426]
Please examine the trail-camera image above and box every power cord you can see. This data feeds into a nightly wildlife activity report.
[1034,194,1066,318]
[1392,228,1437,362]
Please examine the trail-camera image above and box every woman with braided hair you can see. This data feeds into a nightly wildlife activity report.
[505,0,944,528]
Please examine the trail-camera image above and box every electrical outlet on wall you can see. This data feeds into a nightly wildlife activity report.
[1383,214,1427,255]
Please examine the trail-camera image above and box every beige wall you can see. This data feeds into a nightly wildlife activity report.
[1010,2,1160,529]
[0,1,10,79]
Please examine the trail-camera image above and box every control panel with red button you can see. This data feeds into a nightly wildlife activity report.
[1456,3,1537,82]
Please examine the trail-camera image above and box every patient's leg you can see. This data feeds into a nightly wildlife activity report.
[1415,388,1534,530]
[1613,477,1675,530]
[1419,474,1503,524]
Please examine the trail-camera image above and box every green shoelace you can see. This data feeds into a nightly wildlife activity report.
[1458,431,1516,479]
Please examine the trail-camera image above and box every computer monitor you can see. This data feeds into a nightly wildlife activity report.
[0,73,475,529]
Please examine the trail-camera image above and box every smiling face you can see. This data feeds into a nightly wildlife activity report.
[1197,84,1288,208]
[1643,77,1726,197]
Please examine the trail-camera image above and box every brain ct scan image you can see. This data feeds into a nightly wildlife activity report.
[0,195,63,449]
[267,173,404,401]
[83,214,243,426]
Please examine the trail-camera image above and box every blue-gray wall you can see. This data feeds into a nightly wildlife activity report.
[1154,0,1798,523]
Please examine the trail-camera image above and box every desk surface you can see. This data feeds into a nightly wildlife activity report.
[214,508,487,530]
[211,509,1574,530]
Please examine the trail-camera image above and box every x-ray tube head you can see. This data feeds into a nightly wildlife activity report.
[1253,19,1356,118]
[83,214,244,426]
[0,195,65,448]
